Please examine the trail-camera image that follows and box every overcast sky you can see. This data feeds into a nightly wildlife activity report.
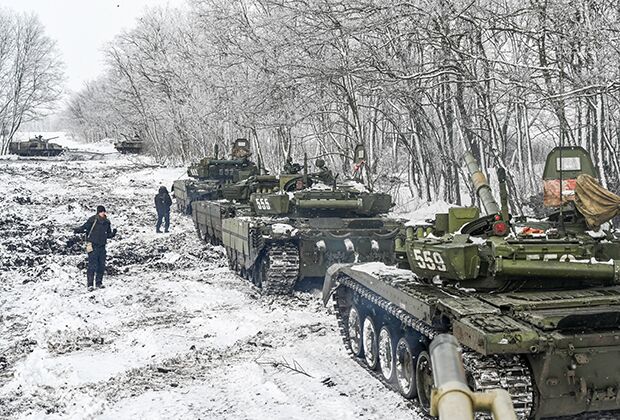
[1,0,182,93]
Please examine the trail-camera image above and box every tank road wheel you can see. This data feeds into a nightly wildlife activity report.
[347,305,363,357]
[415,350,433,413]
[362,316,379,370]
[378,326,396,382]
[395,337,417,399]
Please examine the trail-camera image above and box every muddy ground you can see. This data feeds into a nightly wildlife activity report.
[0,153,419,420]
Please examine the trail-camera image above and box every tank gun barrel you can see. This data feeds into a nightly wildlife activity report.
[295,199,361,210]
[463,152,500,215]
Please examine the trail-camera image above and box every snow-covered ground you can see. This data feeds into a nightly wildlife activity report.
[0,135,420,419]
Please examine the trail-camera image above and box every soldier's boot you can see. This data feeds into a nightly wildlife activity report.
[87,272,95,291]
[95,272,105,289]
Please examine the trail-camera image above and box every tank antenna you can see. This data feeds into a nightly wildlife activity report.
[559,132,565,236]
[303,153,308,186]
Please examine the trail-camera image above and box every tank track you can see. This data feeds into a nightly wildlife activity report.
[332,274,534,420]
[462,352,534,419]
[261,243,300,295]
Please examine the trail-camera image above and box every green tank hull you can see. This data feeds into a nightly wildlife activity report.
[192,200,250,246]
[222,216,401,294]
[114,140,143,154]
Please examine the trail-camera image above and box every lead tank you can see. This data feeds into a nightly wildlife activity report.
[9,135,63,157]
[323,146,620,419]
[172,139,258,214]
[222,146,402,295]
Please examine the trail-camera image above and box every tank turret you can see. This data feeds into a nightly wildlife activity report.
[172,138,258,214]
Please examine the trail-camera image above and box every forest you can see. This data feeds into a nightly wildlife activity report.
[10,0,620,211]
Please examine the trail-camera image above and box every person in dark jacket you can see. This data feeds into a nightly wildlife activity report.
[74,205,117,291]
[155,186,172,233]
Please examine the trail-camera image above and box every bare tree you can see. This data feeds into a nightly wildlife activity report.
[0,11,64,154]
[64,0,620,205]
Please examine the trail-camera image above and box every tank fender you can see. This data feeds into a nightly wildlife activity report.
[322,263,353,306]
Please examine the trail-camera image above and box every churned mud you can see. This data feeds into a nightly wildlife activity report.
[0,148,417,420]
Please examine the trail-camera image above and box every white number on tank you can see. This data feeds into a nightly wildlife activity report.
[433,252,447,271]
[414,249,446,272]
[256,198,271,210]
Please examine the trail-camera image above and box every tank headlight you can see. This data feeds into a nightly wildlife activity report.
[492,221,508,236]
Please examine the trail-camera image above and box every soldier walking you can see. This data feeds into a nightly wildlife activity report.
[74,205,117,291]
[155,186,172,233]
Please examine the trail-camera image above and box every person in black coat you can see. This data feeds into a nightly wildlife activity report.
[74,205,117,291]
[155,186,172,233]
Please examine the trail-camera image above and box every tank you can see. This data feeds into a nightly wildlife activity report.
[192,174,279,246]
[172,138,258,214]
[221,147,402,295]
[9,135,63,157]
[322,146,620,419]
[114,134,143,154]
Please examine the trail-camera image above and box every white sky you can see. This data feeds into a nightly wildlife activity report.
[0,0,182,93]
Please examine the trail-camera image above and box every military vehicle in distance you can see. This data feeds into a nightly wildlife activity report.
[9,135,63,157]
[172,138,258,214]
[323,146,620,419]
[221,146,402,295]
[114,134,144,154]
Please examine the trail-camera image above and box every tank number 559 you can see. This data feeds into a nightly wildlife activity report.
[413,249,447,272]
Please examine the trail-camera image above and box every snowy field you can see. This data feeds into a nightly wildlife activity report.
[0,139,421,419]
